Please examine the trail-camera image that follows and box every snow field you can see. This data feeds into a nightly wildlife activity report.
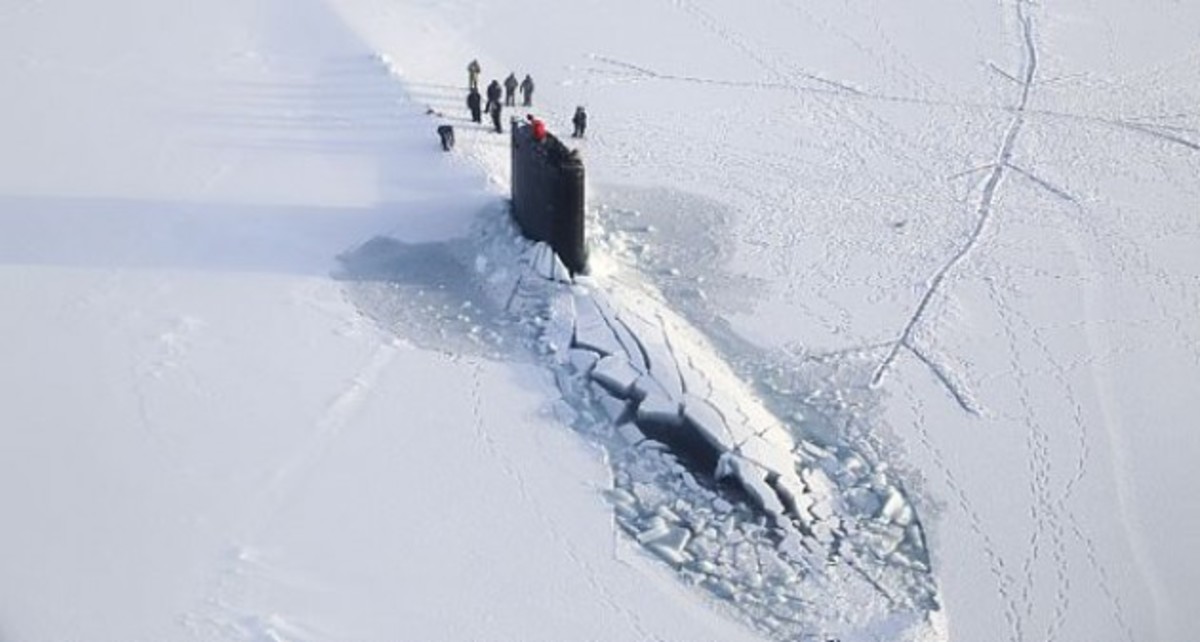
[2,0,1197,639]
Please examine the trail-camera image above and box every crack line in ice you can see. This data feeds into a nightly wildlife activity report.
[987,61,1021,85]
[657,313,691,396]
[903,342,980,416]
[617,317,655,375]
[795,341,895,363]
[654,0,866,95]
[872,2,1040,395]
[946,163,1000,181]
[584,47,1200,155]
[1006,164,1078,203]
[503,274,526,312]
[1110,119,1200,151]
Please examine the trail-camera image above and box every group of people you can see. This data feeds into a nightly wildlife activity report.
[466,60,536,134]
[464,59,587,139]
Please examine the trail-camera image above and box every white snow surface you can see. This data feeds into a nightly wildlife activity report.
[0,1,757,640]
[3,0,1199,641]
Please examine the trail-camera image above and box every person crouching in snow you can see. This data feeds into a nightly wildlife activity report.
[437,124,455,151]
[526,114,546,141]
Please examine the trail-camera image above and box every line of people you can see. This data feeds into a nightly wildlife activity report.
[465,59,586,139]
[467,66,534,133]
[470,60,534,107]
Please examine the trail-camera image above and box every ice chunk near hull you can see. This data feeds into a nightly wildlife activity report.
[681,394,736,452]
[572,293,626,358]
[616,309,684,398]
[529,242,572,283]
[590,355,641,398]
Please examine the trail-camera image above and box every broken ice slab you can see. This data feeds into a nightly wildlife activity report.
[808,497,837,522]
[542,291,576,360]
[845,486,884,517]
[568,348,600,374]
[682,394,737,452]
[636,390,683,427]
[798,439,835,463]
[863,528,904,558]
[595,389,631,424]
[655,524,692,552]
[594,297,647,371]
[879,487,913,526]
[716,454,786,518]
[615,309,684,398]
[676,354,711,399]
[633,518,693,567]
[692,559,719,576]
[637,516,671,544]
[590,355,641,397]
[810,519,838,547]
[800,466,838,502]
[605,488,640,520]
[528,242,572,283]
[647,525,693,566]
[737,436,800,483]
[649,541,690,566]
[572,293,625,357]
[704,386,762,445]
[617,422,645,446]
[605,487,637,509]
[838,452,870,483]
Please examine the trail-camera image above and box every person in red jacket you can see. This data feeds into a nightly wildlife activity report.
[526,114,547,141]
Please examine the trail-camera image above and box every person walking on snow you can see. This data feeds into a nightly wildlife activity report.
[467,87,482,123]
[489,100,503,133]
[467,59,481,90]
[504,73,519,106]
[519,74,535,107]
[571,106,587,138]
[485,79,503,116]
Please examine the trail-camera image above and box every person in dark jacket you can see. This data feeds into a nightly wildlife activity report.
[467,59,481,90]
[489,100,503,133]
[437,124,455,151]
[571,106,587,138]
[485,79,503,115]
[503,73,519,106]
[466,87,482,123]
[519,74,535,107]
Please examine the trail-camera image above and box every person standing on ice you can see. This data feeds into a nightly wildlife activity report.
[466,87,482,123]
[503,73,519,106]
[519,74,535,107]
[489,100,503,133]
[485,79,503,116]
[467,59,481,90]
[571,106,587,138]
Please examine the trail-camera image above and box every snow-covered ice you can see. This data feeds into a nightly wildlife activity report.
[3,0,1198,640]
